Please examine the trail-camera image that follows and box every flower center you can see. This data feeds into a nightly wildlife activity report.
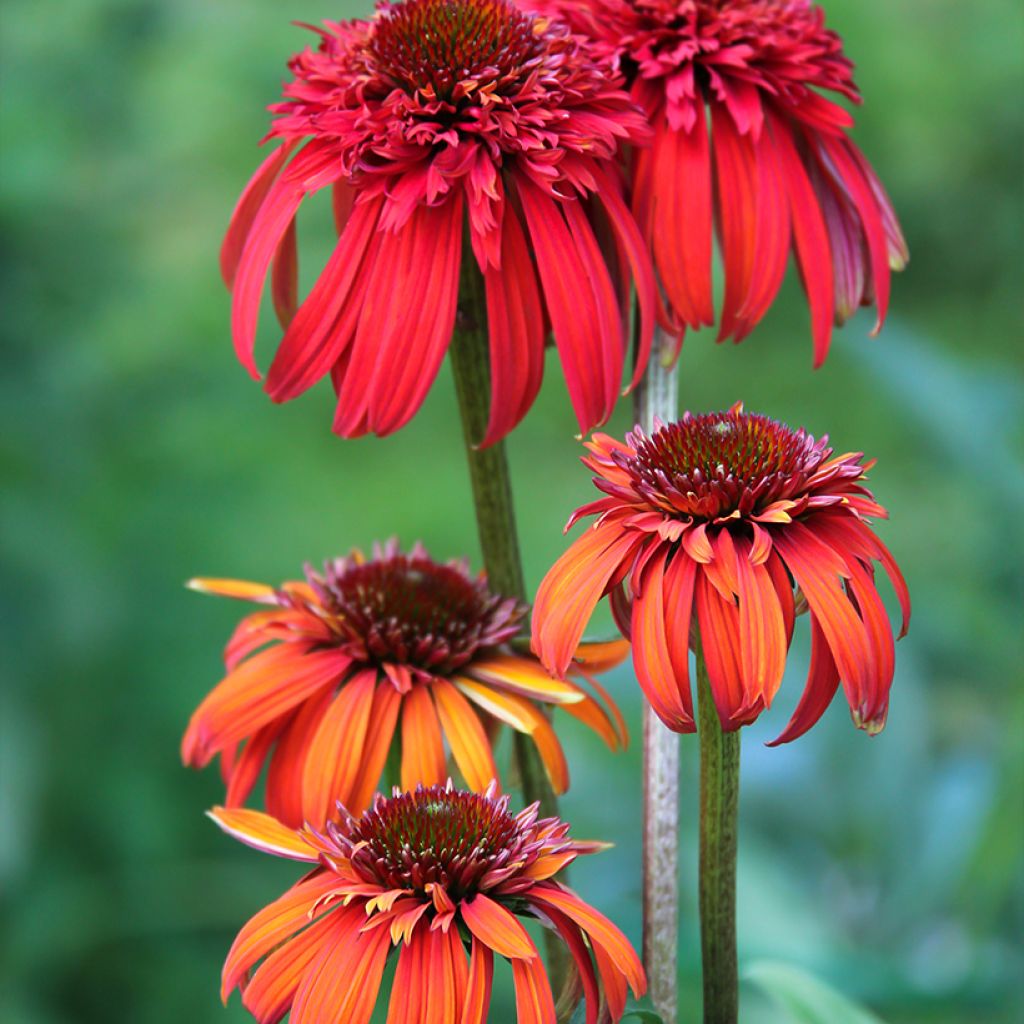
[369,0,540,99]
[346,786,520,897]
[312,547,522,673]
[621,410,829,520]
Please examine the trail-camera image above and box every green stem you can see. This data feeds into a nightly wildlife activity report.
[697,641,741,1024]
[448,244,569,993]
[635,329,680,1024]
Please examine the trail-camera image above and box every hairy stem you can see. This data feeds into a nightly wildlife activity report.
[449,246,568,992]
[697,641,740,1024]
[635,329,680,1023]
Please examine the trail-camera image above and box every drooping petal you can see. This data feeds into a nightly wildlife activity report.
[533,523,643,678]
[516,176,606,433]
[768,110,834,365]
[221,872,342,1000]
[630,548,696,732]
[768,615,839,745]
[224,720,286,809]
[265,686,337,828]
[289,907,391,1024]
[694,571,747,727]
[367,194,464,436]
[432,677,499,792]
[511,947,558,1024]
[461,937,494,1024]
[530,885,645,998]
[461,893,536,960]
[648,115,714,329]
[221,141,297,287]
[480,200,546,447]
[400,683,448,792]
[182,645,349,767]
[301,668,377,827]
[816,132,891,333]
[712,103,758,343]
[347,683,404,814]
[270,217,298,329]
[264,195,382,401]
[241,909,339,1024]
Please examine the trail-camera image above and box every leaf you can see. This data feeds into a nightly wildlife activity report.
[745,960,886,1024]
[565,999,665,1024]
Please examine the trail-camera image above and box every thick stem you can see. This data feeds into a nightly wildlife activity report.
[696,641,740,1024]
[635,330,680,1024]
[449,245,569,989]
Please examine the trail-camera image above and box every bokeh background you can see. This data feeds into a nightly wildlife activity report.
[2,0,1022,1021]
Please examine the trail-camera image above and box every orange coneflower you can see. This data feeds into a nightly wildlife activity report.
[521,0,908,362]
[223,0,657,443]
[183,540,626,827]
[533,404,910,742]
[209,782,645,1024]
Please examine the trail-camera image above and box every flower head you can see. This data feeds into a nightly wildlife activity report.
[523,0,908,362]
[532,404,910,741]
[210,783,645,1024]
[223,0,657,443]
[183,541,627,827]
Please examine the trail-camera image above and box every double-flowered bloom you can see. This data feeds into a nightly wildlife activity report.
[533,405,910,741]
[183,541,626,827]
[224,0,657,442]
[211,782,645,1024]
[523,0,908,360]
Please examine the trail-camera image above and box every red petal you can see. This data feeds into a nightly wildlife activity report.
[221,141,297,287]
[480,201,545,446]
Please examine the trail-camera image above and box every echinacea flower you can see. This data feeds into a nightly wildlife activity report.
[223,0,657,444]
[522,0,908,362]
[532,404,910,741]
[209,782,645,1024]
[183,541,626,827]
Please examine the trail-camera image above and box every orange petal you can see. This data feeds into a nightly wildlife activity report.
[511,944,557,1024]
[533,525,641,678]
[221,872,341,1001]
[290,908,390,1024]
[432,678,498,793]
[347,684,403,813]
[461,937,494,1024]
[301,669,377,827]
[571,637,630,674]
[187,578,279,603]
[207,807,319,862]
[529,885,645,997]
[467,655,585,705]
[182,645,347,767]
[461,894,536,960]
[400,685,447,792]
[242,908,338,1024]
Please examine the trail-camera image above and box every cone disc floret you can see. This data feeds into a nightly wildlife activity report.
[328,782,566,900]
[612,408,862,523]
[309,541,524,673]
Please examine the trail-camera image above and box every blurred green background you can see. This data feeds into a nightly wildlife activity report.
[2,0,1022,1021]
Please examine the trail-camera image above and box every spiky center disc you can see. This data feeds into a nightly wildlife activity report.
[622,410,829,520]
[347,786,520,897]
[314,550,522,673]
[369,0,540,99]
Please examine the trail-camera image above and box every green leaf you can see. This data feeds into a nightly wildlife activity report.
[566,1000,664,1024]
[745,960,886,1024]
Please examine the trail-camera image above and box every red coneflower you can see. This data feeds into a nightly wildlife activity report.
[183,541,626,827]
[209,782,645,1024]
[522,0,908,362]
[223,0,657,444]
[532,404,910,741]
